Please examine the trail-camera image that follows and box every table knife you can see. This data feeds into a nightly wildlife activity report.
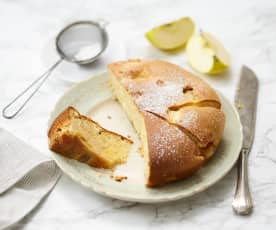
[232,66,259,215]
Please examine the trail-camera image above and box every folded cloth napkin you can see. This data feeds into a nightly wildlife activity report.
[0,128,61,230]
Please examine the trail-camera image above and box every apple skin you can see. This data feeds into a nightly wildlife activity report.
[209,58,228,74]
[145,17,195,51]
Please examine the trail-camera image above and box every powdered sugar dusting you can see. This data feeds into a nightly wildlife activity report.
[132,79,185,117]
[144,111,199,166]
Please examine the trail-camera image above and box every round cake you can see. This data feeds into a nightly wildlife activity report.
[108,59,225,187]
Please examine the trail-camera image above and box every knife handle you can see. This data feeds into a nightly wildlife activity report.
[232,148,253,215]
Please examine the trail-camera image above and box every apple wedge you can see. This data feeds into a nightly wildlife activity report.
[186,32,230,74]
[145,17,195,51]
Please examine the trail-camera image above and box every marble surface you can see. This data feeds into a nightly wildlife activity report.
[1,0,276,229]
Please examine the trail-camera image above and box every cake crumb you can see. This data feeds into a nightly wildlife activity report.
[137,146,144,158]
[156,79,164,86]
[127,135,131,139]
[107,115,112,119]
[110,175,128,182]
[106,81,112,88]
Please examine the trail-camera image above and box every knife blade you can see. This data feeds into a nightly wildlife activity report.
[232,65,258,215]
[235,66,259,150]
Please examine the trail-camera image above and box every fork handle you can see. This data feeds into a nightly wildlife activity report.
[232,148,253,215]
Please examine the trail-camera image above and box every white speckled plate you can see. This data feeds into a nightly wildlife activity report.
[48,72,243,203]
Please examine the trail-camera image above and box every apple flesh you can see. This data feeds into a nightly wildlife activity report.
[186,32,230,74]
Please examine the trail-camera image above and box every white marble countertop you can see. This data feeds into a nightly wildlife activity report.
[1,0,276,229]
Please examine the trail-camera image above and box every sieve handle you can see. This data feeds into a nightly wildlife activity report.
[2,58,63,119]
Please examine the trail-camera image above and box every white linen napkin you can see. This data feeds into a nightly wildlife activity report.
[0,128,61,230]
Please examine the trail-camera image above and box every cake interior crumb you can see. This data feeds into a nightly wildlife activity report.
[137,146,144,158]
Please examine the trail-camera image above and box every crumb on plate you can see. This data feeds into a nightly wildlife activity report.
[110,175,128,182]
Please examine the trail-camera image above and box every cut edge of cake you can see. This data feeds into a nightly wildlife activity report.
[108,67,152,185]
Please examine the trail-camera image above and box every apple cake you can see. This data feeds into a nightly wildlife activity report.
[108,59,225,187]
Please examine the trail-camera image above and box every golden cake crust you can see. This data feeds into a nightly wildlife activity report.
[143,111,204,187]
[168,106,225,148]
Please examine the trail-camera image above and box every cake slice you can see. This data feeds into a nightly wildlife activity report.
[108,59,225,187]
[48,107,133,169]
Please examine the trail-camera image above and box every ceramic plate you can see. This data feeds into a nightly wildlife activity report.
[48,72,243,203]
